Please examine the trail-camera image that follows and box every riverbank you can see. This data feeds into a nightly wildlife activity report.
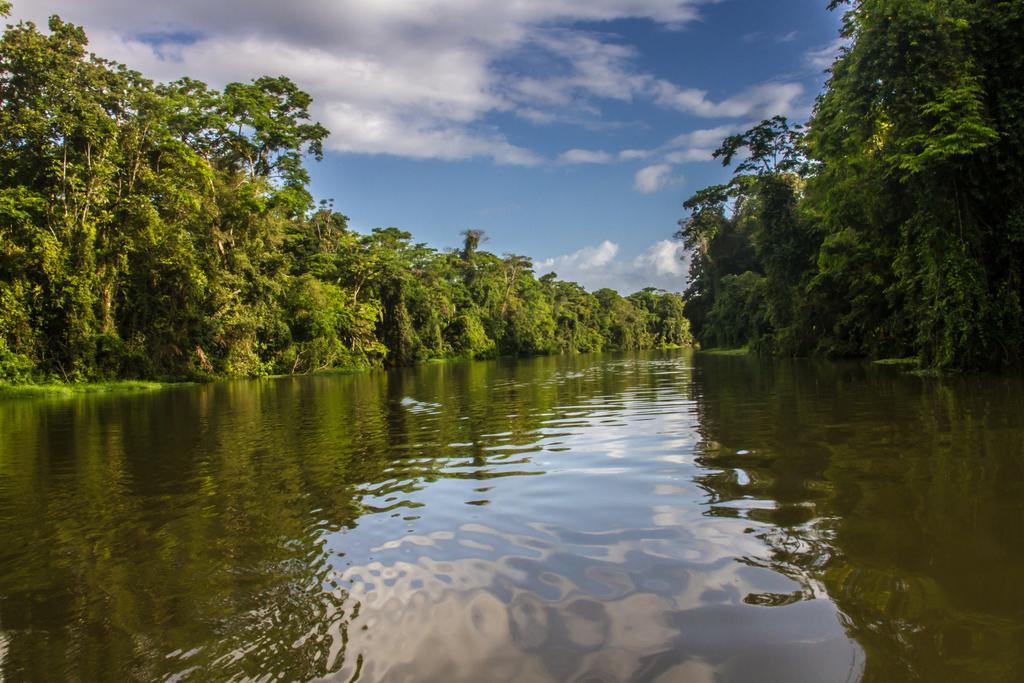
[0,380,179,400]
[696,347,750,356]
[0,348,702,399]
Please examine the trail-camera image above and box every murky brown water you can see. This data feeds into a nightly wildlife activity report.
[1,351,1022,681]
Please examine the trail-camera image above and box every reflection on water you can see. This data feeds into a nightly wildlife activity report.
[0,351,1022,681]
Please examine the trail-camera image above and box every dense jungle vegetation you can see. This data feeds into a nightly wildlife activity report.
[5,0,1022,383]
[0,4,692,383]
[680,0,1024,370]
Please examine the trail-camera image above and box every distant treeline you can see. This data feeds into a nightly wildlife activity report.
[679,0,1024,370]
[0,7,692,383]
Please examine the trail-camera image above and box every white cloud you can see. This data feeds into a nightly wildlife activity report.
[632,240,688,277]
[506,30,652,110]
[664,148,715,163]
[806,38,848,70]
[516,108,558,125]
[15,1,812,166]
[557,148,614,165]
[555,125,743,181]
[658,124,737,163]
[634,164,680,194]
[653,80,805,119]
[744,30,799,45]
[619,149,652,161]
[321,101,542,164]
[664,125,736,150]
[536,239,688,292]
[536,240,619,273]
[17,0,719,164]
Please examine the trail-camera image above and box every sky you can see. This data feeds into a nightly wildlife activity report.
[12,0,844,293]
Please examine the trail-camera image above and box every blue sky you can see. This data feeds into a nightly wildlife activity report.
[16,0,844,292]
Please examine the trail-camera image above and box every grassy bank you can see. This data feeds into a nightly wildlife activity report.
[0,380,176,399]
[872,357,921,367]
[871,357,949,377]
[697,347,750,356]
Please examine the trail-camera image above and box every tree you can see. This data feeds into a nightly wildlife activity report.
[0,11,694,384]
[676,0,1024,369]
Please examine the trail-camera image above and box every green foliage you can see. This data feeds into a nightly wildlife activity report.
[627,288,693,347]
[447,314,496,359]
[0,337,34,382]
[0,14,693,384]
[679,0,1024,370]
[714,116,809,176]
[0,378,165,398]
[702,272,769,349]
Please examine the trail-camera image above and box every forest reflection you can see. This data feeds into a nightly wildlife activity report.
[690,356,1024,682]
[1,351,1021,681]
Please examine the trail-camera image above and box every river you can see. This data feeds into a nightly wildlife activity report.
[1,350,1022,681]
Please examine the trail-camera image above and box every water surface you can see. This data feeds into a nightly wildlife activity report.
[1,351,1022,681]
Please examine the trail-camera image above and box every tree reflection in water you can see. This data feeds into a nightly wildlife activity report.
[0,352,1021,681]
[690,355,1024,682]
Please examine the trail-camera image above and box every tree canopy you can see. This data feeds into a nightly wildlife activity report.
[678,0,1024,370]
[0,9,692,383]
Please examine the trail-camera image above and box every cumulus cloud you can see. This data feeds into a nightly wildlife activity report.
[17,0,719,164]
[633,239,689,277]
[536,239,688,292]
[16,0,811,166]
[634,164,680,194]
[536,240,619,273]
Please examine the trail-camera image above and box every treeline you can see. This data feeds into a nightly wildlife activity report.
[679,0,1024,370]
[0,9,691,383]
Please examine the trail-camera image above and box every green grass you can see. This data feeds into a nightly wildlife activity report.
[698,346,750,356]
[0,380,173,399]
[872,357,953,377]
[872,357,921,367]
[908,368,946,378]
